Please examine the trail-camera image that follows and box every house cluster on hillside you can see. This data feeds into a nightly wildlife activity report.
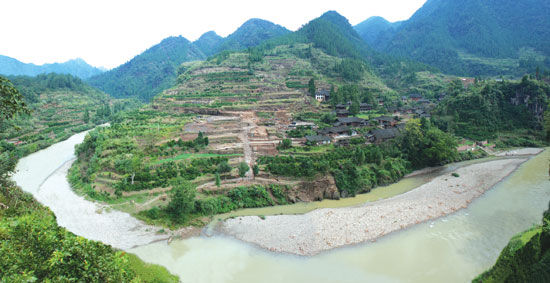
[300,115,407,146]
[295,93,441,147]
[333,102,374,117]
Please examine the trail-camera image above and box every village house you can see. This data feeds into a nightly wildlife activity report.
[366,128,401,144]
[374,116,397,128]
[305,135,331,146]
[289,121,317,129]
[335,102,350,110]
[410,93,422,101]
[334,110,350,117]
[319,126,357,138]
[315,90,330,102]
[360,103,373,112]
[334,117,368,127]
[335,138,355,147]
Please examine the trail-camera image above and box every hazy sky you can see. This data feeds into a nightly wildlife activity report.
[1,0,427,69]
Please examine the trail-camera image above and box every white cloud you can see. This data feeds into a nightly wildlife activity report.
[0,0,426,69]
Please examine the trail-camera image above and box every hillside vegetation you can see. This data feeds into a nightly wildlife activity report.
[88,36,205,102]
[474,202,550,282]
[355,0,550,76]
[0,77,177,282]
[88,19,290,101]
[433,77,549,144]
[0,73,139,158]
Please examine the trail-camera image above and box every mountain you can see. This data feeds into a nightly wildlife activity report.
[214,19,290,54]
[89,19,290,101]
[365,0,550,76]
[277,11,433,89]
[0,56,103,79]
[193,31,224,57]
[354,16,402,48]
[87,36,205,101]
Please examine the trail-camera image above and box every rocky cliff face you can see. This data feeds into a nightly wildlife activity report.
[288,175,340,202]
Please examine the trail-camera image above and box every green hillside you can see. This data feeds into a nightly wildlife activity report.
[214,18,290,55]
[0,76,177,282]
[0,73,138,157]
[362,0,550,76]
[354,16,402,48]
[88,36,205,101]
[193,31,224,57]
[433,77,549,144]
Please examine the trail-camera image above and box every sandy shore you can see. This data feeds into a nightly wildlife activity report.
[495,148,543,156]
[221,158,529,256]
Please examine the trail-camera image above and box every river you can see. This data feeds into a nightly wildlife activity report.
[13,131,550,283]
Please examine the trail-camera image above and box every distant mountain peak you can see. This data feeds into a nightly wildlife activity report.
[198,31,220,39]
[213,17,290,54]
[0,55,103,79]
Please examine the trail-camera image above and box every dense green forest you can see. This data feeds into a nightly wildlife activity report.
[88,19,290,102]
[88,36,205,101]
[0,77,177,282]
[356,0,550,76]
[474,202,550,282]
[247,11,436,92]
[354,17,402,47]
[432,77,549,144]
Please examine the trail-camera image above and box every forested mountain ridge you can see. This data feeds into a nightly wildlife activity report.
[356,0,550,76]
[213,18,290,55]
[354,16,402,48]
[87,36,204,101]
[88,19,290,101]
[193,31,224,57]
[0,55,103,79]
[252,11,434,91]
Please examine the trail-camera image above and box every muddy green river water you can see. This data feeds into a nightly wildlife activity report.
[13,131,550,283]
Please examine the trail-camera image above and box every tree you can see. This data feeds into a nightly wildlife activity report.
[349,100,360,116]
[0,76,30,121]
[544,103,550,142]
[83,109,90,123]
[252,164,259,177]
[308,78,316,96]
[217,161,231,174]
[238,162,250,178]
[277,138,292,150]
[165,182,196,223]
[215,173,221,187]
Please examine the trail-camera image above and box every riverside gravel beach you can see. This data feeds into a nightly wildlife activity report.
[221,156,535,256]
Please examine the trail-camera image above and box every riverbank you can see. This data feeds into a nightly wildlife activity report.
[12,130,169,250]
[221,157,532,256]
